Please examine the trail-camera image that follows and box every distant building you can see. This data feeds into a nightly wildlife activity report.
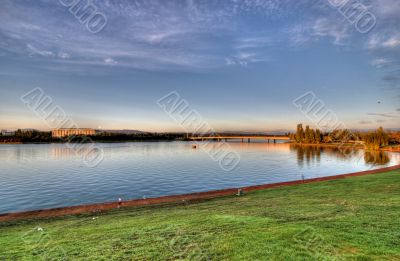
[52,128,95,138]
[1,130,15,136]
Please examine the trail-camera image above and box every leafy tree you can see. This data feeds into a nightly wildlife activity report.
[315,129,322,143]
[295,124,305,143]
[364,127,389,150]
[305,125,313,143]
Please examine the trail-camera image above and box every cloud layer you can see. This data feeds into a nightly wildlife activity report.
[0,0,399,75]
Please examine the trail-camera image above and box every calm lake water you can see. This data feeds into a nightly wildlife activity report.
[0,142,399,214]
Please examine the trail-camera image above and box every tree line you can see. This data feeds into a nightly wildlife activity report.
[290,124,323,144]
[0,130,51,143]
[289,124,395,150]
[0,130,187,143]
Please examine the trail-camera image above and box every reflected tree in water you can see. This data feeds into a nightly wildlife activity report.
[290,144,362,167]
[290,145,322,167]
[364,151,390,166]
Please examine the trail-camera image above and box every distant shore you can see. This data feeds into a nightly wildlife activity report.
[0,138,185,143]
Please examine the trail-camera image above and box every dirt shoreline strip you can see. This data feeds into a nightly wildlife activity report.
[1,164,400,222]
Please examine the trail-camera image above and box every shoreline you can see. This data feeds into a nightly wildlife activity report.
[0,140,180,145]
[1,163,399,222]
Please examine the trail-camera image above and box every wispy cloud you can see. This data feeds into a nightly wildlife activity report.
[225,50,270,67]
[58,52,70,59]
[368,33,400,50]
[370,0,400,18]
[27,43,54,58]
[235,36,275,49]
[371,58,391,68]
[367,112,399,118]
[104,57,117,65]
[358,120,372,125]
[0,0,398,73]
[381,74,400,90]
[311,18,349,45]
[361,0,400,101]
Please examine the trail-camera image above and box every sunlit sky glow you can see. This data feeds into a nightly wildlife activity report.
[0,0,399,132]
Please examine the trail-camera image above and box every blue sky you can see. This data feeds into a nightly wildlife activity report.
[0,0,399,132]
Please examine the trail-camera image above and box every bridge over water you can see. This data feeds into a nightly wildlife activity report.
[189,136,291,143]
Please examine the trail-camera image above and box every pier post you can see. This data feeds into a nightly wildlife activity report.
[274,139,276,143]
[248,138,250,143]
[241,138,244,143]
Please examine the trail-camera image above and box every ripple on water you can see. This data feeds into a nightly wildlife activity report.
[0,142,398,213]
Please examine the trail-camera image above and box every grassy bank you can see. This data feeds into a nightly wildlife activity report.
[1,170,399,260]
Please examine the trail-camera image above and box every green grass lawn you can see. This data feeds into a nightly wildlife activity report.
[1,170,400,260]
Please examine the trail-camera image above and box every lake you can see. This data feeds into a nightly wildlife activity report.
[0,142,399,214]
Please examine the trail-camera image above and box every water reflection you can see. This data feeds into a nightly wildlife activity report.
[37,143,398,171]
[364,151,390,166]
[0,142,399,214]
[290,145,391,167]
[0,145,38,164]
[51,146,99,159]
